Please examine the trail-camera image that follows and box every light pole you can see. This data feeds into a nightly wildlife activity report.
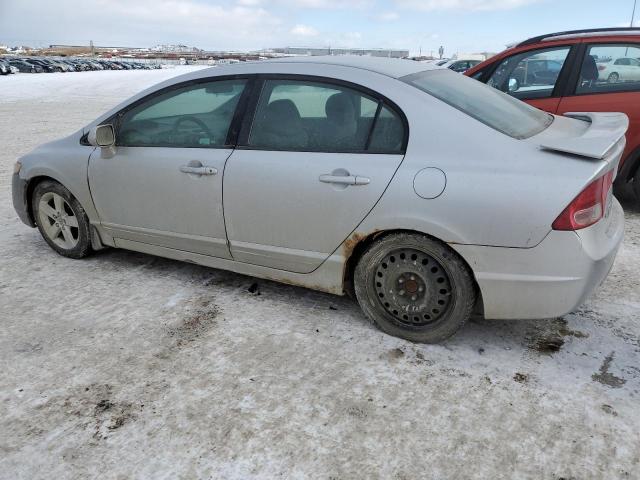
[632,0,637,27]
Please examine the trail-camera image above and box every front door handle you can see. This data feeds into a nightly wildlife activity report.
[319,174,370,186]
[179,165,218,175]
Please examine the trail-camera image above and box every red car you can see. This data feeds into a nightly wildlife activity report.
[466,27,640,202]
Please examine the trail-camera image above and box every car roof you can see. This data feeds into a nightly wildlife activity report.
[513,27,640,48]
[259,56,435,79]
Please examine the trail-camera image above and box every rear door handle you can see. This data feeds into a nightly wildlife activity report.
[319,174,370,186]
[179,165,218,175]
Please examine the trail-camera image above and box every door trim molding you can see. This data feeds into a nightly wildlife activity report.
[103,222,229,258]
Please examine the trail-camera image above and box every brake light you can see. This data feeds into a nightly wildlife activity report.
[552,170,614,231]
[598,65,606,71]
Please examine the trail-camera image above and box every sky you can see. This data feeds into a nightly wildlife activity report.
[0,0,637,56]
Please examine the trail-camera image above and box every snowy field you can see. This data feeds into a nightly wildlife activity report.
[1,67,639,479]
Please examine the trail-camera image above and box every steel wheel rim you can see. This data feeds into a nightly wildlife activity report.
[38,192,80,249]
[373,248,453,327]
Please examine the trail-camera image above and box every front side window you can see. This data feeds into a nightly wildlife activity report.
[486,47,571,100]
[403,69,553,139]
[117,79,247,148]
[576,44,640,94]
[247,79,405,153]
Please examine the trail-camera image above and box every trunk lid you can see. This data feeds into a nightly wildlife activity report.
[538,112,628,161]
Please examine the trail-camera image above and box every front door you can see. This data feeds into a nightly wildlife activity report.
[223,77,407,273]
[89,77,249,258]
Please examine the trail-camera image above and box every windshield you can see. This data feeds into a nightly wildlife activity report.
[401,69,553,139]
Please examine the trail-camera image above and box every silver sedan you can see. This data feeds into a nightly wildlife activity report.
[12,57,626,342]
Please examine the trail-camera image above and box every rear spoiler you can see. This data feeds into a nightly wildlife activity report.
[540,112,628,160]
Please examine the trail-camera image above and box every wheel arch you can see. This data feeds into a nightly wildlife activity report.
[25,174,94,232]
[25,175,62,225]
[618,143,640,183]
[341,228,484,315]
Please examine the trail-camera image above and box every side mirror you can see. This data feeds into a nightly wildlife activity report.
[508,78,519,93]
[88,124,115,147]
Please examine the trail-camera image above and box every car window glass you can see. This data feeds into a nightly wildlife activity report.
[368,105,405,152]
[576,44,640,94]
[403,69,552,139]
[470,68,486,80]
[248,79,404,153]
[486,47,570,100]
[117,79,247,148]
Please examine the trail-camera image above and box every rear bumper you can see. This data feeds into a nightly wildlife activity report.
[12,173,34,227]
[451,199,624,320]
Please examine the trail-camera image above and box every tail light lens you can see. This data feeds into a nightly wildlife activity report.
[598,65,606,71]
[552,170,614,231]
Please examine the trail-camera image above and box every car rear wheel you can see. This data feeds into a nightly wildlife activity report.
[607,72,619,84]
[33,180,92,259]
[354,232,476,343]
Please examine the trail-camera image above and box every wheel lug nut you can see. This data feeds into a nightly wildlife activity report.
[418,286,423,292]
[398,289,405,296]
[411,295,417,301]
[398,278,404,284]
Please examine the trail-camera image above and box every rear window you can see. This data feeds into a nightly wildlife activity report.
[401,69,553,139]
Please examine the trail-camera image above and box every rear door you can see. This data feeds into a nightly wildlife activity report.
[483,45,577,113]
[223,76,407,273]
[557,42,640,165]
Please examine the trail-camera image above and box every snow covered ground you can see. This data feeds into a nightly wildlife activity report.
[1,68,639,479]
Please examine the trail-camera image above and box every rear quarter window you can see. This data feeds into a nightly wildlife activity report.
[402,69,553,139]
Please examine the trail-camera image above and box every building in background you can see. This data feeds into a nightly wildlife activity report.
[268,47,409,58]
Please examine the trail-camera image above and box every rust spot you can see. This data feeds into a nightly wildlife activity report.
[341,230,382,297]
[342,231,368,259]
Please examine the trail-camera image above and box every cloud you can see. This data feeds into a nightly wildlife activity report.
[290,24,319,36]
[0,0,282,50]
[395,0,542,11]
[377,11,400,21]
[280,0,372,8]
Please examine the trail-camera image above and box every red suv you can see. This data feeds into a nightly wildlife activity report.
[466,28,640,203]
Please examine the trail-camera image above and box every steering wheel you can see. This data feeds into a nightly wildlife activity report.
[173,116,213,140]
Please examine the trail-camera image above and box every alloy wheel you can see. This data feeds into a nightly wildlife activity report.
[37,192,80,249]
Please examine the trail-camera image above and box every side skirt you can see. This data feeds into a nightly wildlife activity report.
[113,238,346,295]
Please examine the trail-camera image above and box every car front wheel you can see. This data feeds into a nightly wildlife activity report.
[33,180,92,259]
[354,232,476,343]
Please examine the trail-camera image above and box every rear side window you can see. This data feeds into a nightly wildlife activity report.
[247,79,405,153]
[402,69,553,139]
[576,44,640,94]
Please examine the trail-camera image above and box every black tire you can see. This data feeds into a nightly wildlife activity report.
[607,72,619,84]
[633,172,640,205]
[354,233,476,343]
[32,180,92,259]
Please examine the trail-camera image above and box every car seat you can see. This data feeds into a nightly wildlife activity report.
[251,99,309,149]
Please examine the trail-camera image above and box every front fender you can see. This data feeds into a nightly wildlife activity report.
[17,131,100,225]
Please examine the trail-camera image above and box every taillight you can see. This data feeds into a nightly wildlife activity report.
[598,65,606,71]
[552,170,614,231]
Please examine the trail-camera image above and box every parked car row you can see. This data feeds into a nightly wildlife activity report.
[418,58,482,73]
[0,57,161,75]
